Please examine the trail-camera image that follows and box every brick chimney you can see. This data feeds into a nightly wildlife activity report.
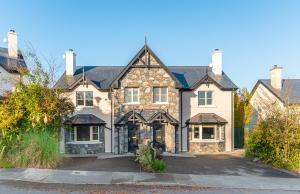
[270,65,282,90]
[65,49,76,76]
[211,49,222,75]
[7,30,18,58]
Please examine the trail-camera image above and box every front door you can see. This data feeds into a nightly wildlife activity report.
[153,122,166,151]
[128,124,140,153]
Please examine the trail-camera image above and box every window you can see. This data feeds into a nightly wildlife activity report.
[70,128,75,141]
[193,126,200,139]
[153,87,168,103]
[202,127,214,139]
[92,126,99,141]
[76,126,90,141]
[198,91,213,106]
[191,125,219,141]
[76,91,93,107]
[124,88,139,103]
[69,126,101,142]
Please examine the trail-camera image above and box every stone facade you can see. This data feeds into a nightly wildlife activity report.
[189,141,225,153]
[65,143,105,154]
[113,54,179,153]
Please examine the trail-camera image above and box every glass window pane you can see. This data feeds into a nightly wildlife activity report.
[92,126,98,134]
[206,98,212,105]
[161,93,167,102]
[70,128,75,141]
[76,126,90,141]
[206,91,212,98]
[194,126,200,139]
[132,88,139,102]
[161,88,167,102]
[198,91,205,98]
[85,92,93,106]
[76,92,84,106]
[198,98,206,106]
[153,88,159,103]
[202,127,214,139]
[124,88,131,103]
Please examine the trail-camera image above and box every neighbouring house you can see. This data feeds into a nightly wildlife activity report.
[0,30,27,99]
[54,44,237,155]
[250,65,300,122]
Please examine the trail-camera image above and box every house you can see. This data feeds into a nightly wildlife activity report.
[250,65,300,119]
[54,44,237,155]
[0,30,27,99]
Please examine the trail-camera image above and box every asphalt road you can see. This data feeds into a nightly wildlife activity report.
[0,180,299,194]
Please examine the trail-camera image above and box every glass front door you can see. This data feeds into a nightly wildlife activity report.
[153,122,166,151]
[128,124,140,153]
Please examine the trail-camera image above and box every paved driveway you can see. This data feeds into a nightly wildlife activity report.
[60,154,297,178]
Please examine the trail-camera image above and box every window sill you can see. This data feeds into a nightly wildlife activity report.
[190,139,224,143]
[198,105,217,108]
[76,106,94,109]
[123,103,140,105]
[66,141,103,144]
[153,102,168,105]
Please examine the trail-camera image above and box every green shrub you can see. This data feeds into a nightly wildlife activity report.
[7,131,61,168]
[151,159,166,172]
[136,144,153,171]
[246,105,300,171]
[136,144,168,172]
[0,160,14,168]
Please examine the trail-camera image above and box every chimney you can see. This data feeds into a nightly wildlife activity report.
[65,49,76,76]
[7,30,18,58]
[270,65,282,90]
[211,49,222,75]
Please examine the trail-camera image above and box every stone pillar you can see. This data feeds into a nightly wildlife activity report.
[59,128,65,154]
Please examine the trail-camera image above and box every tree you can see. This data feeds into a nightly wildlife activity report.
[0,52,74,155]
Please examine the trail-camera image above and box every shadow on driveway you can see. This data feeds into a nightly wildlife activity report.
[59,154,297,178]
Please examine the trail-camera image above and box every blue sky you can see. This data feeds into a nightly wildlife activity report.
[0,0,300,89]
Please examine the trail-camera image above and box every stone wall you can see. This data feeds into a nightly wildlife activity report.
[113,65,179,153]
[189,141,225,153]
[65,143,105,154]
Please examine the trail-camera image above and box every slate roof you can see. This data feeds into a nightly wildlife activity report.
[68,114,106,125]
[54,65,237,91]
[257,79,300,105]
[0,47,27,73]
[186,113,228,125]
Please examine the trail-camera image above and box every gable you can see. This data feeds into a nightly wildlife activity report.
[111,44,182,89]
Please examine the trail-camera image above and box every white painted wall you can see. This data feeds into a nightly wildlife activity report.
[0,66,19,96]
[63,84,112,153]
[182,83,234,152]
[250,83,284,118]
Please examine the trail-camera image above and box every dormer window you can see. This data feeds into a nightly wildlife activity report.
[76,91,93,107]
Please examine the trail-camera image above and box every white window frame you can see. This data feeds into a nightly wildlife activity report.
[198,91,213,106]
[68,126,102,144]
[76,91,94,107]
[191,124,224,142]
[124,87,139,104]
[153,87,168,104]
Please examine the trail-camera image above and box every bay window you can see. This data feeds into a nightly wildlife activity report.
[192,125,223,141]
[69,126,102,143]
